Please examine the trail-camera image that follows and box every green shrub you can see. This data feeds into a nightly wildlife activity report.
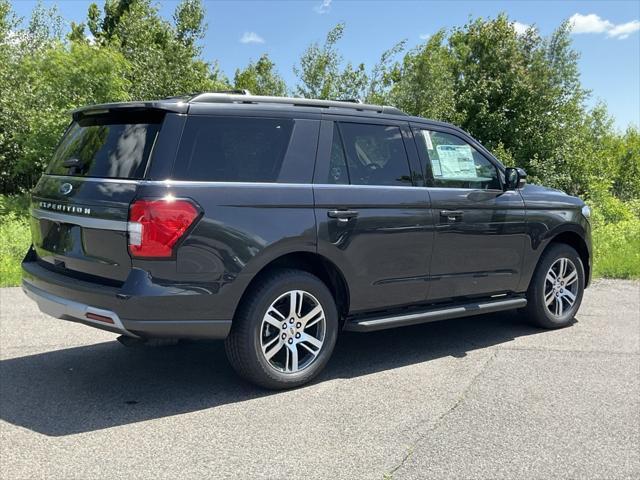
[0,193,30,218]
[592,219,640,279]
[0,211,31,287]
[586,187,636,226]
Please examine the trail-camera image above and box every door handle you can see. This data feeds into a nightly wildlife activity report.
[328,209,359,222]
[440,210,463,222]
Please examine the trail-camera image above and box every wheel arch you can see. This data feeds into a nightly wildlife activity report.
[535,227,591,288]
[233,251,351,322]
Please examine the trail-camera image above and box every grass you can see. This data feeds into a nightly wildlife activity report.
[0,195,639,287]
[0,211,30,287]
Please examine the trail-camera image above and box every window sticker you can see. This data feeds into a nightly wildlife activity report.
[435,144,476,178]
[421,130,433,150]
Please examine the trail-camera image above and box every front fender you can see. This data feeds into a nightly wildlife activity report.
[517,207,592,292]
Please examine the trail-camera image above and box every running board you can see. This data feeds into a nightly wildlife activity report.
[344,297,527,332]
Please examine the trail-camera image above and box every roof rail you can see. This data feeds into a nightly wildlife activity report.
[188,93,407,116]
[211,89,252,95]
[335,98,363,104]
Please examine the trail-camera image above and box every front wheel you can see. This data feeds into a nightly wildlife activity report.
[225,269,338,389]
[525,243,585,329]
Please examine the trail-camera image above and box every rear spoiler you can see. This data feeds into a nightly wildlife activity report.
[71,101,189,121]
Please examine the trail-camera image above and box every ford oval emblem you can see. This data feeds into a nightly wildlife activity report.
[59,182,73,195]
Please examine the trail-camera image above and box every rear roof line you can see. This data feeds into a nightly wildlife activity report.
[71,100,189,120]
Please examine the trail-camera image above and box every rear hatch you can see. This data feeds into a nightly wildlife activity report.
[29,109,165,282]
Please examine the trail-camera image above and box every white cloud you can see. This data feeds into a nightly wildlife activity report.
[569,13,612,34]
[569,13,640,39]
[608,20,640,40]
[240,31,265,44]
[419,33,430,40]
[513,21,530,35]
[314,0,332,14]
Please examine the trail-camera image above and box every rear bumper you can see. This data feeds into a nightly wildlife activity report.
[23,281,140,337]
[22,253,232,339]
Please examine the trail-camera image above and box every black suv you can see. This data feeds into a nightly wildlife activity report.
[22,93,592,389]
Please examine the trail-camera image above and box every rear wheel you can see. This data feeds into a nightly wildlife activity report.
[225,269,338,389]
[525,243,585,329]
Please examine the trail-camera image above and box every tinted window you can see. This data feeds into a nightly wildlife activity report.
[338,123,412,186]
[47,112,162,179]
[327,124,349,184]
[174,116,294,182]
[416,130,501,189]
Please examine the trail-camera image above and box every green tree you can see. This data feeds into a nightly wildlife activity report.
[0,1,69,193]
[234,54,287,96]
[78,0,225,99]
[365,40,406,105]
[386,31,458,122]
[611,127,640,202]
[294,23,368,100]
[383,15,592,193]
[0,0,21,193]
[11,43,131,190]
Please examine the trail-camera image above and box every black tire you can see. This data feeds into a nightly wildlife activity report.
[224,269,339,389]
[525,243,585,329]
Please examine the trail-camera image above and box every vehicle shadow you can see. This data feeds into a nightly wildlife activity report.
[0,310,554,436]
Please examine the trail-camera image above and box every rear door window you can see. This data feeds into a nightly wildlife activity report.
[173,116,294,182]
[337,123,412,186]
[47,111,163,179]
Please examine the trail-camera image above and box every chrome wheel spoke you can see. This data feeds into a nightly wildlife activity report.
[555,297,563,315]
[263,335,283,361]
[562,289,576,305]
[545,289,555,306]
[264,307,285,329]
[286,344,299,372]
[546,270,557,284]
[564,269,578,286]
[287,290,304,319]
[559,258,568,277]
[300,305,324,329]
[299,341,319,357]
[299,332,323,350]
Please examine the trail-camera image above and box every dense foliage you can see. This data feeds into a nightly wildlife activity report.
[0,0,638,282]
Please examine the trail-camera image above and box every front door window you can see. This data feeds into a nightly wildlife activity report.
[416,130,501,190]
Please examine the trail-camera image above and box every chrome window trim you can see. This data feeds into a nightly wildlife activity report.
[41,174,427,190]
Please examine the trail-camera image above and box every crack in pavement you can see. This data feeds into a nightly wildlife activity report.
[383,349,499,479]
[381,339,640,478]
[496,346,640,356]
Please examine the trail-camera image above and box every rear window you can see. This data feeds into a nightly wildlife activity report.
[47,111,163,179]
[173,116,294,182]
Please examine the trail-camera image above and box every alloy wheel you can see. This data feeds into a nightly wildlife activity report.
[260,290,326,373]
[544,257,579,317]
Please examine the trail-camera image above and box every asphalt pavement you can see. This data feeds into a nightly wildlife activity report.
[1,280,638,479]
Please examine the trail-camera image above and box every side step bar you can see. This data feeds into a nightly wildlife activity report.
[344,297,527,332]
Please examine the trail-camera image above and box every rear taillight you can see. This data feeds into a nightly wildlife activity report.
[128,198,199,258]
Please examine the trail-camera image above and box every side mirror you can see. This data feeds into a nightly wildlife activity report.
[504,167,527,190]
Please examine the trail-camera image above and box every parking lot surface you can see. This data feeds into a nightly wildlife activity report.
[1,280,638,479]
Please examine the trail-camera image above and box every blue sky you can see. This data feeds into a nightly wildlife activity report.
[11,0,640,129]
